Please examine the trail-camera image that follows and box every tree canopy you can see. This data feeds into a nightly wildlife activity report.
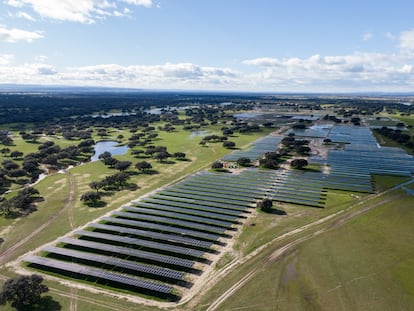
[0,274,49,310]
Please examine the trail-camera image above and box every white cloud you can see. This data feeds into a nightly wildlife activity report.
[400,29,414,50]
[121,0,152,8]
[362,32,373,41]
[0,25,43,42]
[5,0,23,7]
[243,57,280,67]
[2,54,414,92]
[385,32,395,40]
[242,51,414,91]
[0,54,15,65]
[35,55,48,62]
[5,0,153,23]
[16,11,36,21]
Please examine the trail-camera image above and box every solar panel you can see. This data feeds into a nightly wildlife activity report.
[43,246,185,281]
[126,203,238,222]
[157,190,254,205]
[140,198,244,216]
[101,217,221,244]
[90,221,215,248]
[59,237,195,268]
[74,230,205,258]
[120,206,234,228]
[112,211,229,233]
[24,255,173,294]
[175,182,265,197]
[170,184,260,199]
[150,194,250,211]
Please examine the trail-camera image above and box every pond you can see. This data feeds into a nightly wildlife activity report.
[91,141,129,161]
[189,130,208,138]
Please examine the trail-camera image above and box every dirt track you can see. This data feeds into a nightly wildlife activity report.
[203,179,413,311]
[0,171,75,266]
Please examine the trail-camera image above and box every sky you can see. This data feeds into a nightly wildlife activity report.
[1,0,414,92]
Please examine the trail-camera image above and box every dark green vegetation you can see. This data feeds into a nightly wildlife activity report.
[0,274,57,310]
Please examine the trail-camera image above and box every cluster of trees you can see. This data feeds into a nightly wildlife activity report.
[236,157,251,167]
[211,161,224,170]
[322,114,342,123]
[202,135,228,143]
[0,187,40,217]
[290,158,308,169]
[0,274,53,310]
[281,135,311,155]
[258,151,282,169]
[0,131,13,146]
[291,119,313,129]
[374,126,414,150]
[82,172,132,205]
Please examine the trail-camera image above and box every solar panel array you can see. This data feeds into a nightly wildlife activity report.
[307,125,414,193]
[222,135,282,161]
[265,169,327,207]
[24,168,272,300]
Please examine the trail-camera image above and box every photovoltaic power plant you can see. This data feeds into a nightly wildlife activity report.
[23,124,414,300]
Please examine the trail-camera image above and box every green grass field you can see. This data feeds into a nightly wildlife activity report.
[197,184,414,311]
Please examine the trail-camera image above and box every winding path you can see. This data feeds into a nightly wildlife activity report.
[205,179,414,310]
[0,171,76,266]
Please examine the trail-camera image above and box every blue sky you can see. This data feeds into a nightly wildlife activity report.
[1,0,414,92]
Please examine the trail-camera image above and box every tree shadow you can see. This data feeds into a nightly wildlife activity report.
[159,160,176,164]
[4,210,23,219]
[268,208,287,215]
[124,183,138,191]
[85,200,107,208]
[175,158,192,162]
[32,296,62,311]
[140,169,159,175]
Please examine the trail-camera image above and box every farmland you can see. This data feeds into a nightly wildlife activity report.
[0,93,413,310]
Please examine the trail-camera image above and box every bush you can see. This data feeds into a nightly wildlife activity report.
[257,199,273,212]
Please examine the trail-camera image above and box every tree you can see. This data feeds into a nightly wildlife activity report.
[236,157,251,167]
[257,198,273,212]
[211,161,224,169]
[172,152,186,159]
[10,151,23,159]
[0,274,48,310]
[290,158,308,169]
[223,141,236,149]
[0,148,10,155]
[135,161,152,172]
[114,161,132,171]
[89,181,106,193]
[296,145,311,155]
[154,151,170,162]
[102,157,118,168]
[80,191,101,204]
[98,151,112,160]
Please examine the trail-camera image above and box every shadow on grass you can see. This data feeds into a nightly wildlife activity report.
[31,296,62,311]
[124,183,138,191]
[269,208,287,215]
[302,167,322,173]
[85,200,107,208]
[140,169,159,175]
[175,158,192,162]
[211,168,231,173]
[158,160,176,165]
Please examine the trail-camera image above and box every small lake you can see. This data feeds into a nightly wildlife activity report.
[91,141,129,161]
[189,130,208,138]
